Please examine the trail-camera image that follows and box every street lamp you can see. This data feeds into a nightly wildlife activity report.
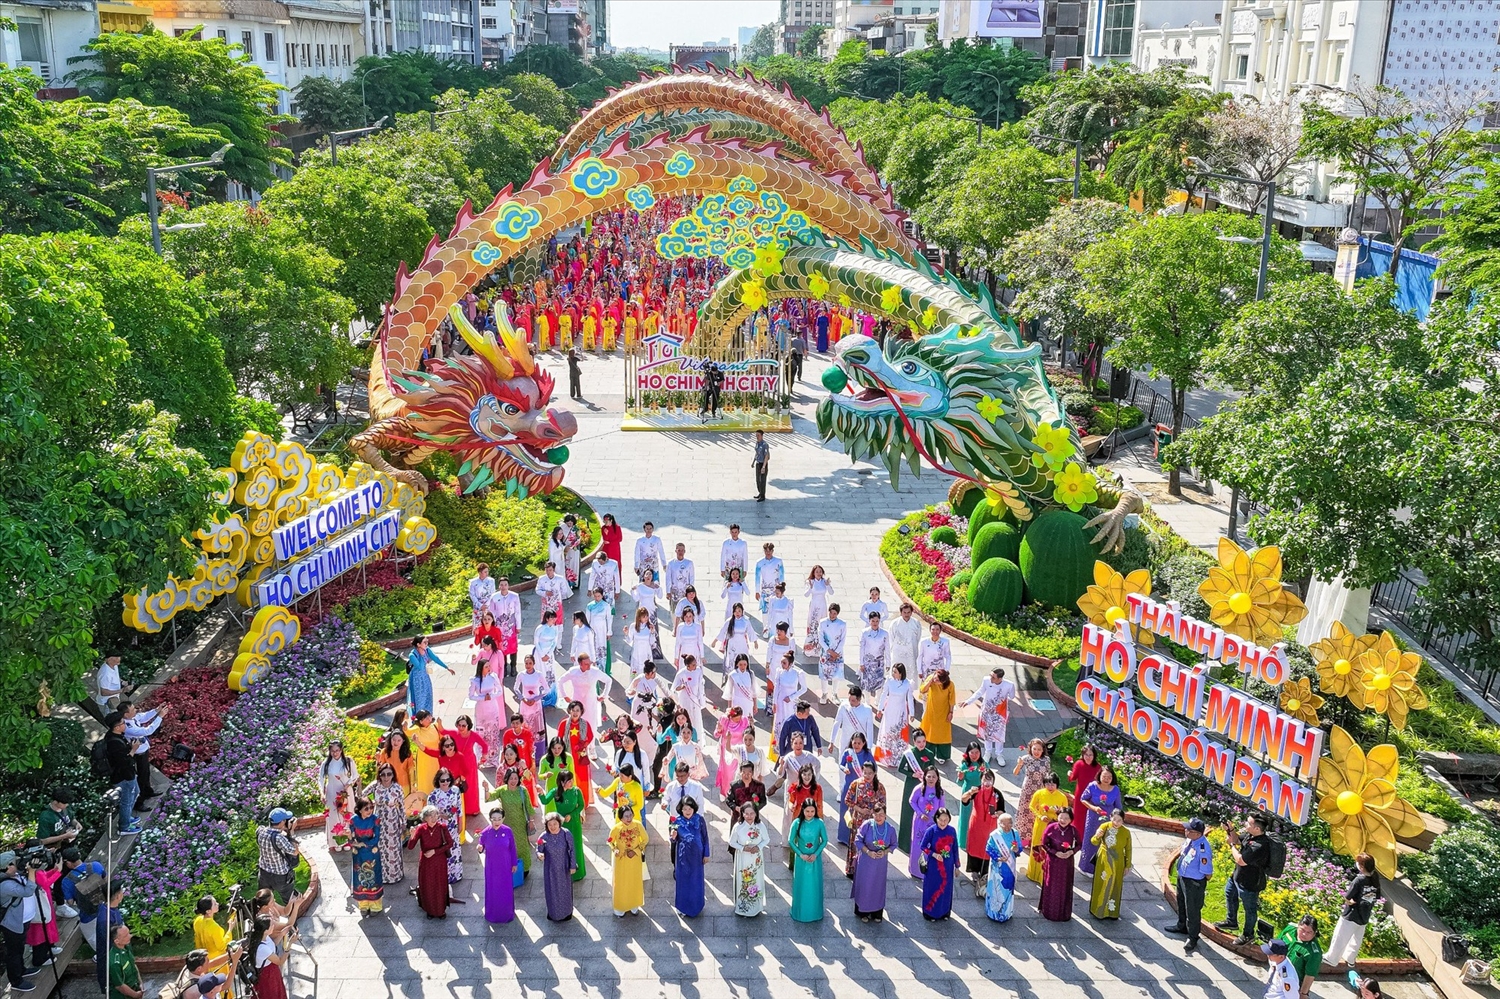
[1183,155,1278,542]
[1031,132,1083,199]
[974,70,1004,130]
[428,105,466,132]
[359,63,388,126]
[328,116,388,165]
[145,143,232,256]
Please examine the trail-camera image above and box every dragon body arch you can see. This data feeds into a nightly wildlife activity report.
[556,69,886,200]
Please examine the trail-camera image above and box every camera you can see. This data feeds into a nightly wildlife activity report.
[21,841,56,870]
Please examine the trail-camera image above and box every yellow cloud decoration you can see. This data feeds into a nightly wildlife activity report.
[229,605,302,691]
[1317,726,1424,877]
[1279,676,1324,726]
[396,517,437,555]
[1357,631,1430,731]
[1309,621,1375,708]
[1077,561,1154,644]
[1197,539,1308,646]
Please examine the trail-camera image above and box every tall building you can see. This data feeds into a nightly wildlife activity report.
[282,0,364,99]
[418,0,477,62]
[581,0,606,56]
[477,0,509,62]
[779,0,834,54]
[939,0,1091,69]
[830,0,894,49]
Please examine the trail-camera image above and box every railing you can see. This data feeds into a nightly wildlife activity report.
[1370,568,1493,702]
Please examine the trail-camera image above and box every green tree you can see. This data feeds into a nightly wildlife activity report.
[743,23,777,63]
[1076,211,1305,494]
[1001,198,1137,382]
[936,41,1045,127]
[293,75,363,130]
[71,26,290,190]
[1022,64,1194,163]
[883,113,984,212]
[1170,296,1500,683]
[1104,88,1228,209]
[0,234,226,768]
[797,25,828,58]
[1301,84,1495,275]
[437,87,560,194]
[260,165,433,323]
[496,73,577,131]
[752,54,835,111]
[829,93,969,174]
[0,65,221,235]
[506,44,589,89]
[122,201,359,417]
[1424,157,1500,295]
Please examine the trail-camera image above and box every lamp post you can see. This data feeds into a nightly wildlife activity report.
[359,63,388,126]
[145,143,233,256]
[1032,132,1083,199]
[1183,156,1278,542]
[328,116,388,165]
[974,70,1004,130]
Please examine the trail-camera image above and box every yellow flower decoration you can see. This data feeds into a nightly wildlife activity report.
[740,280,768,311]
[921,304,940,329]
[1317,725,1425,877]
[1357,631,1429,731]
[1279,676,1324,726]
[1077,561,1154,644]
[838,293,852,308]
[807,272,830,299]
[880,285,902,312]
[983,481,1028,519]
[1309,622,1375,708]
[752,244,785,277]
[1197,539,1308,646]
[1052,462,1098,512]
[1030,422,1075,470]
[976,395,1004,424]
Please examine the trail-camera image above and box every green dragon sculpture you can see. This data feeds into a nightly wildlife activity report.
[575,109,815,162]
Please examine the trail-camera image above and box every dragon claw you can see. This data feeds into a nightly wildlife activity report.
[1083,489,1145,555]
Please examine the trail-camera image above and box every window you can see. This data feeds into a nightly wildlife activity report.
[302,42,311,63]
[286,41,295,66]
[1328,42,1345,84]
[481,16,497,27]
[894,5,902,12]
[16,18,44,62]
[1097,0,1135,57]
[265,31,275,60]
[1234,52,1249,78]
[241,30,253,53]
[344,43,351,63]
[316,43,325,65]
[217,28,227,40]
[174,27,202,39]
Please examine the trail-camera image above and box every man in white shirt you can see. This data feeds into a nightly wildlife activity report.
[719,523,748,582]
[122,701,166,804]
[96,654,123,711]
[663,763,708,818]
[633,521,667,581]
[960,666,1018,765]
[828,685,875,755]
[558,654,614,732]
[587,550,621,606]
[889,602,922,675]
[664,544,695,606]
[916,621,952,682]
[859,587,888,627]
[467,563,496,626]
[753,543,784,614]
[1262,940,1300,999]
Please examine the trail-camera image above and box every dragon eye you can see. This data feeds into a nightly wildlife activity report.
[502,403,522,416]
[899,361,921,376]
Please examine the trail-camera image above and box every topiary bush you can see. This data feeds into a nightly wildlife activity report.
[972,521,1020,567]
[929,525,959,547]
[967,501,1000,544]
[1019,508,1104,609]
[948,569,972,595]
[950,481,984,518]
[969,557,1024,618]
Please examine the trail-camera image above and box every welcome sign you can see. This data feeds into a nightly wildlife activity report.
[1073,593,1323,825]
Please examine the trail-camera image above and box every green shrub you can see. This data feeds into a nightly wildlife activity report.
[333,640,408,708]
[967,501,1000,544]
[1099,522,1151,575]
[1019,508,1103,609]
[928,525,959,547]
[948,569,972,594]
[1154,550,1215,620]
[969,557,1024,618]
[1060,391,1096,419]
[1089,403,1145,435]
[954,487,983,518]
[1406,822,1500,932]
[971,522,1020,567]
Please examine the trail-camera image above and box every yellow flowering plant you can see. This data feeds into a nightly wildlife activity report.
[1317,725,1424,877]
[1356,631,1429,731]
[1197,539,1308,646]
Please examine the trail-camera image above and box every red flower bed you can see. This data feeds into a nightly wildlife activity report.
[910,533,957,603]
[140,663,240,777]
[926,511,952,528]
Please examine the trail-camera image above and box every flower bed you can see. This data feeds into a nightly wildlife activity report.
[311,485,598,641]
[333,639,408,710]
[140,662,241,778]
[117,618,362,942]
[1405,822,1500,970]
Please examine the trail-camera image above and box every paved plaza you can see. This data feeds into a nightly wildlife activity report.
[71,356,1436,999]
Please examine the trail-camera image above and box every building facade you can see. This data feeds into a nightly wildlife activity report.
[581,0,605,56]
[282,0,363,100]
[864,10,937,52]
[779,0,834,53]
[831,0,894,49]
[0,0,107,85]
[938,0,1091,69]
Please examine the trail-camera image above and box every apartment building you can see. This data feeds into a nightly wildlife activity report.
[939,0,1091,70]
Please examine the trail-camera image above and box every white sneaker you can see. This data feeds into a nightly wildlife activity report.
[57,905,79,919]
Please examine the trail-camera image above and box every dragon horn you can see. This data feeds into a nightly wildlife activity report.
[493,301,536,376]
[449,304,514,379]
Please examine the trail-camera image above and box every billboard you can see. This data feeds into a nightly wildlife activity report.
[970,0,1043,38]
[549,0,580,13]
[670,44,735,71]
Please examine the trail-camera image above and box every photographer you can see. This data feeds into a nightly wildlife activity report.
[20,844,62,972]
[101,713,142,835]
[1218,814,1273,946]
[256,809,301,905]
[121,700,168,809]
[36,789,81,851]
[0,851,35,994]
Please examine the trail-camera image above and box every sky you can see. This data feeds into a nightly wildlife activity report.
[609,0,781,51]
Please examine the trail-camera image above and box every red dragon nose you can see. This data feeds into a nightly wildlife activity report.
[539,408,578,442]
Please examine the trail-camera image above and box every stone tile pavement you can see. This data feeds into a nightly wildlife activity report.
[61,355,1437,999]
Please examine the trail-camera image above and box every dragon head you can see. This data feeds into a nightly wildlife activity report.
[816,326,1069,509]
[397,304,577,496]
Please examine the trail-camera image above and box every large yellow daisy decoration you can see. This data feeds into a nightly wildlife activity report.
[740,280,768,311]
[1357,631,1429,731]
[880,285,903,312]
[921,304,940,329]
[751,244,785,277]
[1030,423,1076,471]
[1309,622,1375,708]
[1279,676,1324,726]
[1317,725,1424,877]
[1077,561,1154,645]
[807,272,830,299]
[1052,462,1098,512]
[1197,538,1308,646]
